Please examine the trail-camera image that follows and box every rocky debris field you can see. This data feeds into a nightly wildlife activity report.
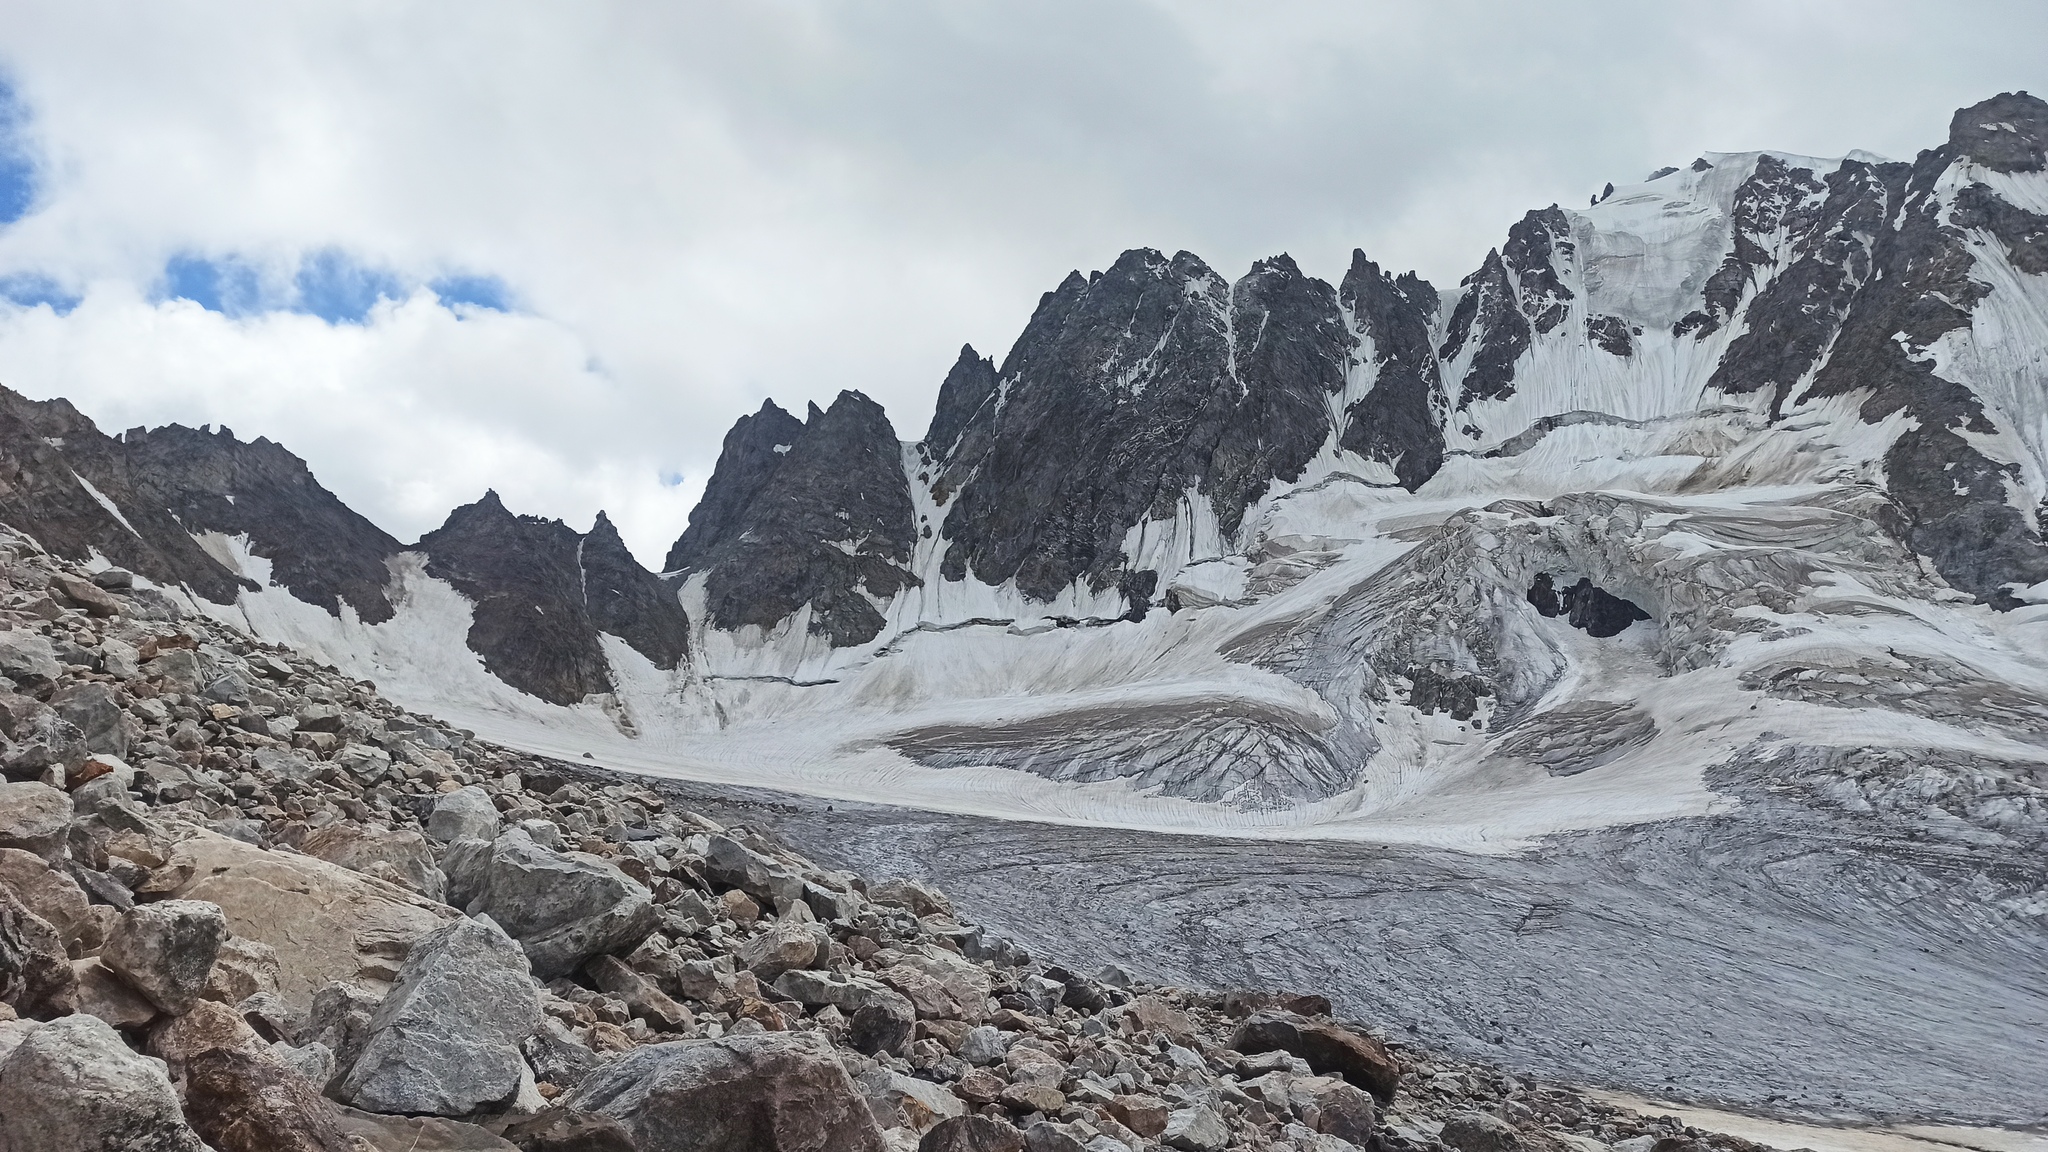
[0,526,1784,1152]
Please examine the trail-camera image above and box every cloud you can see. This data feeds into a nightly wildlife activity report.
[0,2,2040,565]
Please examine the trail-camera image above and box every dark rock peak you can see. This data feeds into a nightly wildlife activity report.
[1526,572,1651,638]
[1586,314,1636,358]
[1647,166,1680,181]
[419,494,687,705]
[1948,91,2048,174]
[1338,251,1447,491]
[1439,248,1532,406]
[1707,158,1900,416]
[0,388,401,621]
[1676,154,1827,340]
[922,345,999,460]
[932,247,1348,601]
[1796,120,2048,604]
[671,389,917,647]
[662,400,806,574]
[1690,157,1715,172]
[1502,206,1576,335]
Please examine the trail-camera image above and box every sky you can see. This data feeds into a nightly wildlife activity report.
[0,2,2042,567]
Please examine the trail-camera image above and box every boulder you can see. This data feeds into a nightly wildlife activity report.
[0,699,86,782]
[1113,993,1195,1044]
[0,845,95,954]
[858,1066,968,1132]
[1161,1106,1229,1152]
[556,1032,887,1151]
[1442,1111,1522,1152]
[0,631,60,686]
[737,920,827,981]
[521,1016,603,1092]
[1229,1012,1400,1100]
[957,1025,1007,1066]
[161,829,458,1009]
[50,682,130,758]
[869,879,952,918]
[73,958,157,1028]
[0,781,71,861]
[425,785,501,844]
[339,915,542,1118]
[455,829,657,980]
[147,998,266,1083]
[1295,1076,1377,1144]
[701,835,798,907]
[918,1116,1025,1152]
[102,899,229,1015]
[848,995,916,1057]
[185,1042,358,1152]
[202,936,282,1005]
[50,573,123,617]
[300,822,447,902]
[0,886,77,1018]
[587,954,693,1032]
[0,1013,209,1152]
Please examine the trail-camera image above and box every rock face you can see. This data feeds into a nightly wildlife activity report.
[448,828,657,980]
[0,886,77,1018]
[558,1032,888,1152]
[0,1013,210,1152]
[930,250,1348,604]
[0,391,400,619]
[665,392,918,647]
[417,492,689,705]
[339,916,542,1118]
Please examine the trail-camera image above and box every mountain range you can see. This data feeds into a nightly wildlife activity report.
[0,93,2043,845]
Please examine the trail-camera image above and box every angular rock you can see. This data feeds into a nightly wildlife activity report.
[861,1067,967,1132]
[868,878,952,918]
[300,822,447,902]
[161,829,458,1009]
[587,953,693,1032]
[1442,1110,1521,1152]
[0,1013,209,1152]
[50,682,130,758]
[339,915,542,1118]
[0,886,77,1018]
[737,920,826,982]
[73,957,157,1028]
[426,785,501,844]
[848,993,917,1057]
[0,781,71,861]
[0,845,94,954]
[102,898,228,1014]
[1105,1095,1169,1138]
[958,1024,1007,1065]
[50,572,123,616]
[1114,994,1194,1044]
[185,1042,358,1152]
[457,829,657,981]
[202,935,282,1005]
[919,1115,1026,1152]
[1296,1076,1377,1144]
[559,1031,889,1151]
[702,835,798,907]
[1161,1105,1229,1152]
[1230,1012,1400,1100]
[0,631,60,686]
[521,1016,602,1092]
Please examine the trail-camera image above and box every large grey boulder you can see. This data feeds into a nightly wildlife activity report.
[0,1013,210,1152]
[425,785,500,844]
[0,781,71,861]
[0,886,77,1019]
[557,1032,888,1152]
[51,682,130,758]
[454,829,657,980]
[0,631,59,686]
[103,899,229,1015]
[0,692,86,782]
[339,915,542,1117]
[1441,1111,1521,1152]
[0,845,95,954]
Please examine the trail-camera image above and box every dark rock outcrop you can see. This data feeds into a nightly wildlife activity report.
[418,492,688,705]
[932,250,1348,602]
[0,389,402,620]
[665,392,916,647]
[1338,254,1446,490]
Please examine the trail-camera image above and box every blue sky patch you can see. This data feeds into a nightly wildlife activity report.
[293,248,405,323]
[430,274,511,312]
[0,78,38,226]
[161,253,271,315]
[659,470,686,487]
[0,273,79,314]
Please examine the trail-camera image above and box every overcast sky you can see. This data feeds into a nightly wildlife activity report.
[0,2,2041,566]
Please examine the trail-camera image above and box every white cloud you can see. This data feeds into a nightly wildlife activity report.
[0,1,2040,565]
